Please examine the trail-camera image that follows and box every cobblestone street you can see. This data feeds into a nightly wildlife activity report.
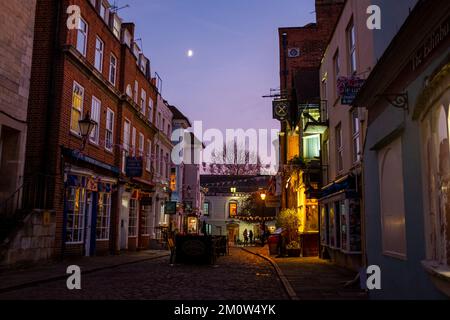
[0,248,288,300]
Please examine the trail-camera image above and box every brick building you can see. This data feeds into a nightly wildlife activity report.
[273,0,344,257]
[0,0,37,206]
[18,0,172,260]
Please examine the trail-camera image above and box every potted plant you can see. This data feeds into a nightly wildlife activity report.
[286,241,301,257]
[275,208,301,256]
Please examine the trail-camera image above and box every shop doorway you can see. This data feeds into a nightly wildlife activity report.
[84,191,94,256]
[227,223,239,245]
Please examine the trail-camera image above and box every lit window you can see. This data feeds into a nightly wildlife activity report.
[105,108,114,151]
[128,199,138,236]
[71,82,84,134]
[65,187,86,243]
[96,192,111,240]
[94,37,104,72]
[170,168,176,190]
[89,96,101,144]
[76,18,88,56]
[303,135,320,160]
[229,202,238,217]
[141,205,152,235]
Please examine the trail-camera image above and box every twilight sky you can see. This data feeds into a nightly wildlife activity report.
[119,0,316,134]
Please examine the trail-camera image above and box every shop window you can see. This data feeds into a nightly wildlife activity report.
[66,187,86,244]
[320,205,329,246]
[421,103,450,265]
[229,202,238,218]
[96,192,111,240]
[70,82,84,135]
[328,205,335,247]
[128,199,138,237]
[378,136,407,259]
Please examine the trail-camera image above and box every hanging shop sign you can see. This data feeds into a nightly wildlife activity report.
[337,76,365,105]
[126,156,143,178]
[272,99,289,121]
[164,201,177,215]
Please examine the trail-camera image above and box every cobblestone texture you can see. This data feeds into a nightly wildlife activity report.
[0,248,288,300]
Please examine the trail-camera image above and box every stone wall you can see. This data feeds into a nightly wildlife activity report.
[0,210,56,268]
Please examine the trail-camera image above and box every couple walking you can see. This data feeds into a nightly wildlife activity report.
[243,229,253,246]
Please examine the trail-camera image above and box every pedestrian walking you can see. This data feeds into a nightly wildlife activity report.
[243,229,248,246]
[249,230,253,244]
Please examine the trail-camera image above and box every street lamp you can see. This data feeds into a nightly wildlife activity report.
[230,187,236,194]
[78,112,96,151]
[260,192,267,201]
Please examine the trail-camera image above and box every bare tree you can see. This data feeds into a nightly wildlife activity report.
[202,140,269,175]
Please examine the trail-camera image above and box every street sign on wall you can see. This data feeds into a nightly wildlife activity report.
[337,77,365,105]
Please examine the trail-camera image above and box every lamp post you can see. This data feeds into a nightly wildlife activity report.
[78,112,96,151]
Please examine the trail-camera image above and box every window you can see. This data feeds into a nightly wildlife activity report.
[140,90,146,115]
[126,84,132,98]
[155,145,160,174]
[333,50,340,100]
[335,124,343,173]
[378,136,407,259]
[421,103,450,265]
[146,139,152,172]
[66,187,86,243]
[203,202,210,216]
[229,202,238,218]
[96,192,111,240]
[138,133,144,156]
[141,205,152,236]
[159,149,163,176]
[347,19,357,74]
[134,81,138,104]
[89,96,101,144]
[131,127,136,156]
[303,135,320,160]
[162,118,166,132]
[100,2,109,23]
[113,16,121,39]
[167,124,171,136]
[105,108,114,151]
[109,54,117,85]
[148,99,153,123]
[76,18,88,56]
[323,139,329,184]
[170,168,176,191]
[351,109,361,163]
[94,37,104,72]
[122,120,131,173]
[166,153,170,179]
[157,112,161,129]
[71,82,84,134]
[128,199,138,237]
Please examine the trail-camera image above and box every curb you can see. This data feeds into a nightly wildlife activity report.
[241,247,299,301]
[0,252,170,294]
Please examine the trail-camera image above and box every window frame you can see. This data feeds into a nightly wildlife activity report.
[346,19,357,75]
[96,192,111,240]
[94,36,104,72]
[70,81,84,135]
[76,17,88,57]
[65,186,86,244]
[128,199,138,237]
[109,54,117,86]
[89,96,101,145]
[105,108,114,152]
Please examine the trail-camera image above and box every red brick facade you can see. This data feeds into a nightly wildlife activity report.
[27,0,169,257]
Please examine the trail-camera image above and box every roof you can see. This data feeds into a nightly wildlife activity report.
[169,105,191,127]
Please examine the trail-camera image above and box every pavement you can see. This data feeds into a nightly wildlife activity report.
[242,245,368,300]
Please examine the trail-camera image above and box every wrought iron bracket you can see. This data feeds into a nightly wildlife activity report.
[377,93,409,112]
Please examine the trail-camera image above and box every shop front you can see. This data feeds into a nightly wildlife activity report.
[63,167,117,257]
[319,175,362,271]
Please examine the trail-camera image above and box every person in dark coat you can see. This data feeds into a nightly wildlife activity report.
[249,230,253,244]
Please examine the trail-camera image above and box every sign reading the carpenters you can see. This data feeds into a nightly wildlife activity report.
[126,156,143,178]
[337,76,365,105]
[273,99,289,121]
